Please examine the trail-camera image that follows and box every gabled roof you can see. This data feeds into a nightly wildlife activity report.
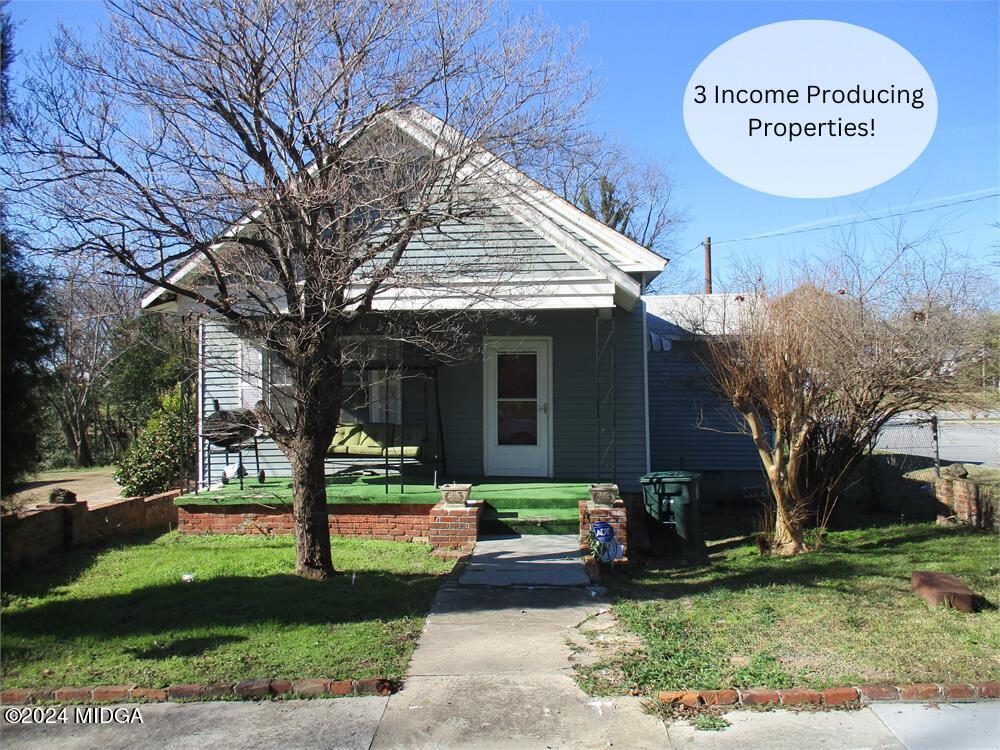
[142,108,667,312]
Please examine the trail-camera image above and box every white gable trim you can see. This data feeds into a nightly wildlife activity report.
[398,109,667,274]
[391,112,642,308]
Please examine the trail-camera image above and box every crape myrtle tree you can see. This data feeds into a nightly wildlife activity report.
[700,242,982,555]
[11,0,590,577]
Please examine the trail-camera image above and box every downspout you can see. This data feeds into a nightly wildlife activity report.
[641,299,651,474]
[196,317,204,492]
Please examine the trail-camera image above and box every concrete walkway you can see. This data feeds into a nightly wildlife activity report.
[458,534,592,587]
[371,533,665,748]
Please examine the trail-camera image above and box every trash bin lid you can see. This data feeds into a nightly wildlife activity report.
[640,471,701,484]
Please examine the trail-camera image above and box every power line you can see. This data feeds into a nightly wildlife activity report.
[687,192,999,252]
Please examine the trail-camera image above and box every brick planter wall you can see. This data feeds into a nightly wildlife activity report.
[935,478,998,530]
[428,501,482,551]
[177,503,434,542]
[177,499,483,551]
[579,499,629,559]
[1,492,180,570]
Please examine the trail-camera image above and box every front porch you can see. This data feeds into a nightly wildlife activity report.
[178,475,589,536]
[198,306,649,496]
[180,475,590,505]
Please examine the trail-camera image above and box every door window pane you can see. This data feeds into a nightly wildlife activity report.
[497,354,537,398]
[498,401,537,445]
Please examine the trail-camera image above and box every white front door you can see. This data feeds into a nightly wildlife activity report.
[483,337,552,477]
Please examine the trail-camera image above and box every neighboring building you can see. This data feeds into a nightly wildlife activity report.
[644,294,763,500]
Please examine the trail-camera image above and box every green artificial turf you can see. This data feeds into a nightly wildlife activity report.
[1,532,453,688]
[576,522,1000,695]
[177,476,590,507]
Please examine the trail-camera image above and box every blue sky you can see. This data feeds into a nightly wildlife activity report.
[8,0,999,289]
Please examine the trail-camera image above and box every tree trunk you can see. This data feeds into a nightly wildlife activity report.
[772,495,806,556]
[289,438,335,579]
[277,353,344,579]
[61,413,93,468]
[75,418,93,468]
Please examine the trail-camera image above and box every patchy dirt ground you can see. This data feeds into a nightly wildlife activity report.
[568,606,647,695]
[5,467,123,509]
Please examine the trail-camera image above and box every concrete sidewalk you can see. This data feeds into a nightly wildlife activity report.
[1,697,388,750]
[5,697,995,749]
[667,703,999,749]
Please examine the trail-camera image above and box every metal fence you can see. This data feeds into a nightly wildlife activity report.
[876,411,1000,471]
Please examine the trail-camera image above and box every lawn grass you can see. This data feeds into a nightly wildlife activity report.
[178,475,590,507]
[1,532,453,689]
[577,522,1000,695]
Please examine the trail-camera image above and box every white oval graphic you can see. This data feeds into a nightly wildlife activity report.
[683,21,938,199]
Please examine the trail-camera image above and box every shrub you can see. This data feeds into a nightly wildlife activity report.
[114,390,195,496]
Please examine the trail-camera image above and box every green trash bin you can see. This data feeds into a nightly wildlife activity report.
[639,471,707,564]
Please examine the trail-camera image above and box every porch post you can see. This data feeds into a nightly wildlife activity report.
[433,366,447,477]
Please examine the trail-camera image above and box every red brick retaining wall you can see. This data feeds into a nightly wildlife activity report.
[935,478,998,530]
[1,492,179,570]
[177,500,483,551]
[177,503,434,542]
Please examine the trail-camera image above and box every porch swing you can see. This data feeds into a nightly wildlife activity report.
[325,342,448,494]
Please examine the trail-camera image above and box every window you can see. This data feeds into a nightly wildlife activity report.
[238,341,263,409]
[496,352,537,445]
[339,370,368,424]
[369,370,402,424]
[263,349,294,424]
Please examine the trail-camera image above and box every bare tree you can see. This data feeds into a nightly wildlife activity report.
[8,0,590,577]
[43,257,142,467]
[699,243,982,555]
[540,136,685,264]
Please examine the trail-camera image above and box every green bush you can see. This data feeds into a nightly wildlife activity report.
[114,390,195,497]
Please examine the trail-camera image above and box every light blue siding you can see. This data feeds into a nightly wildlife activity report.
[198,308,650,491]
[645,338,761,474]
[436,308,648,490]
[200,321,292,484]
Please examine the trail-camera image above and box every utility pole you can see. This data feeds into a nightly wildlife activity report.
[704,235,712,294]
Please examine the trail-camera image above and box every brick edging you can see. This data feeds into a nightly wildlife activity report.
[658,682,1000,709]
[0,677,397,705]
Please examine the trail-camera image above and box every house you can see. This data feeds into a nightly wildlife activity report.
[142,111,758,499]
